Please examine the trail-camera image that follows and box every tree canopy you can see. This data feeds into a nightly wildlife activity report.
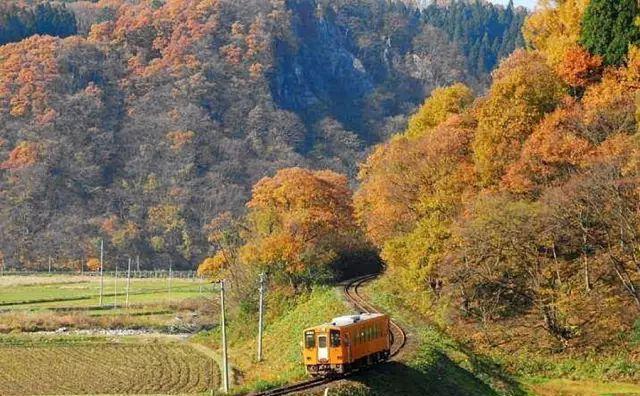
[0,0,525,270]
[355,0,640,351]
[580,0,640,65]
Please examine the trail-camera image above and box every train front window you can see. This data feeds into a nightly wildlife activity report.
[318,336,327,348]
[330,330,340,347]
[305,331,315,348]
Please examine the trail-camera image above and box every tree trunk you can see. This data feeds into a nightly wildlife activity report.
[612,258,640,312]
[583,234,591,292]
[542,305,573,348]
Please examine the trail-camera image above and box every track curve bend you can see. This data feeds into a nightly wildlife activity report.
[252,271,406,396]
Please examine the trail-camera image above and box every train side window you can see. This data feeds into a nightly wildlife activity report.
[330,330,341,347]
[305,331,315,348]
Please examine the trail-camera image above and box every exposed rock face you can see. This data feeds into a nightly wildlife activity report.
[270,0,374,136]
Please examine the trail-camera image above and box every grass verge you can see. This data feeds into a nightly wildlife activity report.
[193,286,350,394]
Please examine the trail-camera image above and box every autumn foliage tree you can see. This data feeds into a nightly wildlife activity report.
[355,85,477,312]
[523,0,589,68]
[236,168,361,290]
[557,45,603,91]
[356,0,640,351]
[404,83,474,139]
[473,50,565,186]
[86,257,101,272]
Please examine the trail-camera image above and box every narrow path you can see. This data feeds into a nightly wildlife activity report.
[187,342,223,391]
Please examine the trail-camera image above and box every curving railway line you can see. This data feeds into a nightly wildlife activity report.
[253,272,407,396]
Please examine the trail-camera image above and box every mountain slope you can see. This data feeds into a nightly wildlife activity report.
[0,0,524,269]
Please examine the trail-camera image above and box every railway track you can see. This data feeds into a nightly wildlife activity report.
[254,377,333,396]
[252,271,407,396]
[344,273,406,357]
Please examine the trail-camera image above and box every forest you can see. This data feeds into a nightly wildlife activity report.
[0,0,525,270]
[354,0,640,352]
[197,0,640,354]
[0,0,639,368]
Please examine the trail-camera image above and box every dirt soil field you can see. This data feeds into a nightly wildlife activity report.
[0,335,219,395]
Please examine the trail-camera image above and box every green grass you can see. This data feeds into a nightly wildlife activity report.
[0,275,207,309]
[342,276,640,396]
[0,333,218,395]
[0,274,216,332]
[499,352,640,384]
[193,286,350,394]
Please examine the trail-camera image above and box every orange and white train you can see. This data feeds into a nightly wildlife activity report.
[302,313,391,376]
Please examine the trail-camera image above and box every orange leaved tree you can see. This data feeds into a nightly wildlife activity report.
[238,167,360,291]
[86,258,101,272]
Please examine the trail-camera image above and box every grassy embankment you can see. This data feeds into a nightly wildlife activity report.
[193,286,349,394]
[194,282,527,395]
[325,276,640,396]
[0,274,215,332]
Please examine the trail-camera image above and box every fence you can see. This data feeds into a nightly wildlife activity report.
[0,269,199,279]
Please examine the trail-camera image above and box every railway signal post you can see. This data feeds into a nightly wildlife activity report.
[257,272,265,362]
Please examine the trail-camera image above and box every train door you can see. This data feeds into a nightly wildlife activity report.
[317,334,329,361]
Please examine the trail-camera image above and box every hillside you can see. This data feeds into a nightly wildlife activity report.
[352,0,640,376]
[0,0,524,271]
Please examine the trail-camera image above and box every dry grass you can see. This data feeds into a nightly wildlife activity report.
[0,335,219,395]
[0,275,95,287]
[525,378,640,395]
[0,297,218,333]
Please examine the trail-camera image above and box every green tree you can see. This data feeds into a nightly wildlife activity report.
[581,0,640,65]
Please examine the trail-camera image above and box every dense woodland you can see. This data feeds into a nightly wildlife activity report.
[2,0,639,358]
[200,0,640,353]
[354,0,640,352]
[0,0,525,270]
[0,2,76,46]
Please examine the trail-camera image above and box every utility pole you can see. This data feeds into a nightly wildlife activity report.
[113,261,118,309]
[257,273,265,362]
[136,255,140,273]
[99,239,104,307]
[126,257,131,308]
[220,279,229,394]
[48,256,52,273]
[168,260,173,301]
